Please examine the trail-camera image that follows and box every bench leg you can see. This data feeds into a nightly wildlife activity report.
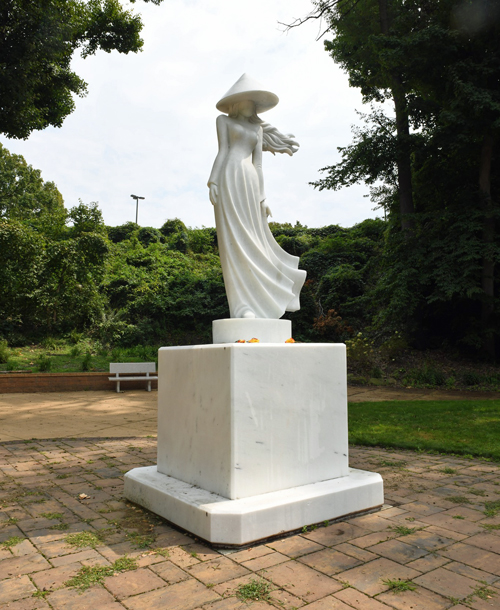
[147,380,151,392]
[117,381,120,393]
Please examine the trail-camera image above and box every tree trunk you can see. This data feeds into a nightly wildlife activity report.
[479,132,496,358]
[379,0,415,232]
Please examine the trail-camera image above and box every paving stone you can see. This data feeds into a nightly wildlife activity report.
[335,558,421,596]
[376,584,452,609]
[299,596,353,609]
[0,554,51,579]
[0,598,50,610]
[332,543,378,563]
[181,543,222,562]
[0,527,24,544]
[414,566,482,599]
[50,548,104,567]
[304,523,371,546]
[419,512,484,535]
[240,551,289,571]
[465,533,500,554]
[334,587,391,609]
[443,506,486,521]
[299,548,362,575]
[153,529,194,548]
[150,560,190,584]
[36,538,97,559]
[104,567,166,599]
[401,529,455,551]
[424,524,469,541]
[379,507,408,518]
[187,556,250,585]
[405,553,450,572]
[211,573,262,597]
[122,577,220,610]
[350,532,393,549]
[444,561,500,585]
[48,586,124,609]
[263,560,343,602]
[267,535,325,557]
[440,542,500,576]
[30,564,79,591]
[0,575,36,604]
[345,515,395,534]
[366,539,428,563]
[202,598,269,610]
[9,539,37,557]
[269,586,306,609]
[465,585,500,610]
[226,545,275,563]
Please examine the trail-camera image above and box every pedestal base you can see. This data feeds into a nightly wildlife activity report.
[212,318,292,344]
[124,466,383,547]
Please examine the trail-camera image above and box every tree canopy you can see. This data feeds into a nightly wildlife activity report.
[290,0,500,357]
[0,143,64,220]
[0,0,163,139]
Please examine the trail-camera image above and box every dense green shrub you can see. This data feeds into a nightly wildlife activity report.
[159,218,187,237]
[0,339,9,364]
[137,227,163,247]
[107,222,139,243]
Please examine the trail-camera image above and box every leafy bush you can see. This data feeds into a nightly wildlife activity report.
[462,371,482,386]
[42,336,58,350]
[159,218,187,237]
[379,332,408,360]
[189,228,216,254]
[0,339,9,364]
[346,333,374,371]
[107,222,139,243]
[403,365,446,386]
[37,355,52,372]
[137,227,163,247]
[81,352,92,371]
[69,330,84,344]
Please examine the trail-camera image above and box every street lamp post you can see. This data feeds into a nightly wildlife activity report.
[130,194,145,224]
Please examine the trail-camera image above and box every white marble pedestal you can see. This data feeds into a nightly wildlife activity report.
[124,343,383,547]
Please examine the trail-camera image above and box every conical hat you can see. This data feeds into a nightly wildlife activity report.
[216,74,279,114]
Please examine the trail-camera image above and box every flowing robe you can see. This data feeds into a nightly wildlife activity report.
[208,114,306,319]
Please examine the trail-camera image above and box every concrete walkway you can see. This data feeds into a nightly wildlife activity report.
[1,386,499,443]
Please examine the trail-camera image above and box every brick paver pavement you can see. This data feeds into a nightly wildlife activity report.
[1,439,499,609]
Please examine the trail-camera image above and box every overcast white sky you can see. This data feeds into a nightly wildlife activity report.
[3,0,381,230]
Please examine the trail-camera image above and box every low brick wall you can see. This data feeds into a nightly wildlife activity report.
[0,372,158,394]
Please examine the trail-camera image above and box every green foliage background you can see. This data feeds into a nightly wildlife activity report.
[0,144,387,347]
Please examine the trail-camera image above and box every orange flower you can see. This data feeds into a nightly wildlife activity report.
[285,338,295,343]
[235,340,245,343]
[247,338,260,343]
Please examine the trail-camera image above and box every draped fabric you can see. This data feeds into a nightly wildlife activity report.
[212,117,306,319]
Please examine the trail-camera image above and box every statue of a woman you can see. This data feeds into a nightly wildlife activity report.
[208,74,306,319]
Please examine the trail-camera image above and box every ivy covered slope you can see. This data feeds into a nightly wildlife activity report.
[0,144,386,347]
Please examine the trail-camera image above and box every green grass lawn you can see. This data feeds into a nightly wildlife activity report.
[348,399,500,461]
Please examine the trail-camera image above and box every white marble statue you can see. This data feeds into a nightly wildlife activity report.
[208,74,307,319]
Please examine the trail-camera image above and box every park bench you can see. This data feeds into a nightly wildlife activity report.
[109,362,157,393]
